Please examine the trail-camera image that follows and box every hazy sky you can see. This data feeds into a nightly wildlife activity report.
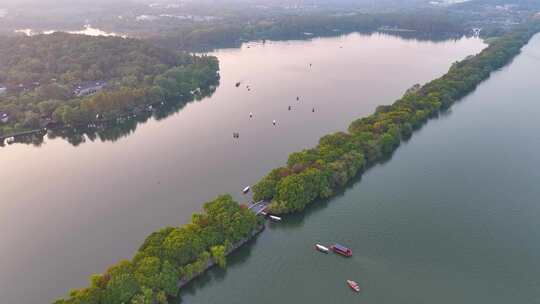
[0,0,145,7]
[0,0,426,7]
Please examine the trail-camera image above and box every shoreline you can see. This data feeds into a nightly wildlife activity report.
[252,23,540,216]
[52,22,540,304]
[53,195,264,304]
[177,223,265,289]
[0,86,217,146]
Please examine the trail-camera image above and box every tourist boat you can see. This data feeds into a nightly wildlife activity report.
[269,215,282,222]
[315,244,329,253]
[347,280,360,292]
[242,186,250,194]
[331,244,352,257]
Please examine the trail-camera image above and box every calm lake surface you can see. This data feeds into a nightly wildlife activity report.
[0,33,487,304]
[181,34,540,303]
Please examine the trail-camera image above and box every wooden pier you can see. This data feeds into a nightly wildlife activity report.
[248,200,270,215]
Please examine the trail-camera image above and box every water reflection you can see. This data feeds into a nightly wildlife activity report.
[2,85,217,147]
[2,31,471,149]
[176,232,261,303]
[195,29,467,52]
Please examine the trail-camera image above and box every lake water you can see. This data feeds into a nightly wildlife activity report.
[180,33,540,304]
[0,33,486,304]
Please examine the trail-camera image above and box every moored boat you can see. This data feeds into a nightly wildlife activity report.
[269,215,282,222]
[315,244,329,253]
[347,280,360,292]
[242,186,250,194]
[331,243,352,257]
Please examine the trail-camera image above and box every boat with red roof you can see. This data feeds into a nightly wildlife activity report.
[331,243,352,257]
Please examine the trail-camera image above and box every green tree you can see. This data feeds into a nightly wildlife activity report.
[210,245,227,268]
[103,273,139,304]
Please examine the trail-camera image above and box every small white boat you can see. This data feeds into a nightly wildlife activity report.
[249,112,253,118]
[272,120,276,125]
[315,244,329,253]
[269,215,282,222]
[242,186,250,194]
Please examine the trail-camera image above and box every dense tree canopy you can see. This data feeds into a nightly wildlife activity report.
[153,12,468,51]
[0,33,219,137]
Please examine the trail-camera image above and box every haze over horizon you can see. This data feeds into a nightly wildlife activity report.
[0,0,430,9]
[1,1,539,304]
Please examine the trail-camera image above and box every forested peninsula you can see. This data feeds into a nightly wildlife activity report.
[53,21,540,304]
[0,33,219,137]
[252,22,540,214]
[54,195,263,304]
